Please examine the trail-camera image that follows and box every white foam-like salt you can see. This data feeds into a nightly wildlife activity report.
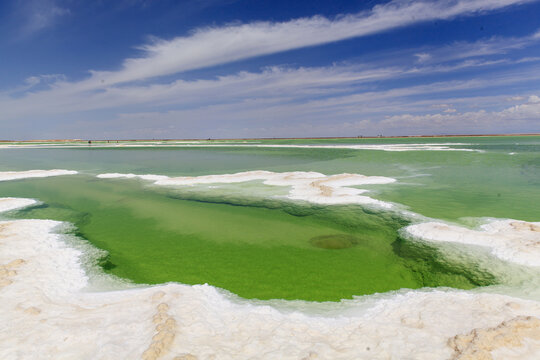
[96,172,168,182]
[1,196,539,359]
[97,170,396,208]
[0,198,37,213]
[236,143,479,152]
[0,169,78,181]
[405,220,540,267]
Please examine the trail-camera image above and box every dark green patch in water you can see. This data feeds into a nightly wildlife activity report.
[310,234,359,249]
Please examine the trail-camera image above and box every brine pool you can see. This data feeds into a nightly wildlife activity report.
[0,136,539,359]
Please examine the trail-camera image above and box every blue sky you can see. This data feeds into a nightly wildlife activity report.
[1,0,540,139]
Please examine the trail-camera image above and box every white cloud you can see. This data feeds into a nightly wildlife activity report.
[76,0,536,87]
[506,96,526,101]
[411,28,540,65]
[5,60,540,123]
[6,67,540,139]
[528,95,540,103]
[414,53,432,63]
[18,0,70,37]
[431,104,452,109]
[380,98,540,134]
[2,0,537,108]
[3,59,540,137]
[5,38,540,123]
[93,94,540,138]
[0,65,404,118]
[24,76,41,87]
[24,74,66,86]
[502,95,540,117]
[515,56,540,63]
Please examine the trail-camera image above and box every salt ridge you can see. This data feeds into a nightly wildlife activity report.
[0,198,37,213]
[231,143,479,152]
[1,197,540,359]
[405,220,540,267]
[97,170,396,208]
[0,169,78,181]
[96,143,479,152]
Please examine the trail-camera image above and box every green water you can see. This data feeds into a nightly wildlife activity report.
[0,136,538,301]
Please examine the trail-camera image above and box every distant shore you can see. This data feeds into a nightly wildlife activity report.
[1,133,539,142]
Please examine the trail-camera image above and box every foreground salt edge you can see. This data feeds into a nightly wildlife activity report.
[1,198,540,359]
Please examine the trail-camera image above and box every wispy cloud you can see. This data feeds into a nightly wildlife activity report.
[77,0,536,87]
[3,60,540,138]
[4,5,540,118]
[92,92,540,139]
[17,0,70,38]
[6,58,539,120]
[414,53,432,63]
[379,96,540,135]
[409,29,540,65]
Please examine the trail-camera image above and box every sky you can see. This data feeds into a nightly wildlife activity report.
[1,0,540,139]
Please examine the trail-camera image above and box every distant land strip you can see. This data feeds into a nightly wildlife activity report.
[1,133,540,142]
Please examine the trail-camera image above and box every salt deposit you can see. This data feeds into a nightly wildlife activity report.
[0,197,36,213]
[448,316,540,359]
[1,197,540,359]
[0,169,77,181]
[215,143,479,152]
[405,219,540,267]
[97,171,396,208]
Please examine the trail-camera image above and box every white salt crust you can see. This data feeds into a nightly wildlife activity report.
[1,198,540,359]
[188,143,480,152]
[97,170,396,208]
[0,169,78,181]
[0,198,37,213]
[405,220,540,267]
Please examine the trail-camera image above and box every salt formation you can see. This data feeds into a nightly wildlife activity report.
[0,169,77,181]
[1,197,540,359]
[143,295,178,360]
[0,197,36,212]
[188,143,479,152]
[405,220,540,267]
[97,171,396,207]
[0,258,25,288]
[448,316,540,360]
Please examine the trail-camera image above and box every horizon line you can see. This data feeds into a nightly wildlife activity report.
[1,132,540,143]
